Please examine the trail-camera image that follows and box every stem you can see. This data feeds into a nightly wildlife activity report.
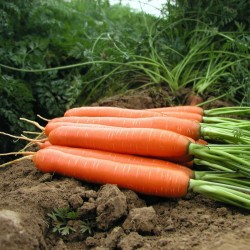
[189,179,250,210]
[204,107,250,116]
[193,159,232,171]
[203,116,250,124]
[189,143,250,176]
[194,171,250,189]
[200,125,250,144]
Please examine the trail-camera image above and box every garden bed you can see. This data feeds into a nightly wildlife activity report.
[0,88,249,250]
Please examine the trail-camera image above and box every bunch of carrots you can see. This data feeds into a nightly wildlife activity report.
[1,105,250,209]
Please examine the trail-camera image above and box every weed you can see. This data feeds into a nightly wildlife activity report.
[47,207,93,236]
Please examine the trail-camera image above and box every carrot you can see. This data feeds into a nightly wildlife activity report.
[33,148,191,197]
[46,116,250,144]
[64,106,203,122]
[64,106,163,118]
[41,145,194,177]
[1,145,250,209]
[47,126,250,175]
[29,149,250,209]
[148,106,204,115]
[48,126,191,158]
[46,116,201,139]
[63,106,250,142]
[44,122,114,135]
[37,139,195,167]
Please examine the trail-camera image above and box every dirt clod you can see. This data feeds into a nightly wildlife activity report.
[122,206,157,234]
[104,226,125,249]
[68,194,84,209]
[117,232,144,250]
[96,184,127,230]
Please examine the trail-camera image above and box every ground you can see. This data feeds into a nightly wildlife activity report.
[0,87,249,250]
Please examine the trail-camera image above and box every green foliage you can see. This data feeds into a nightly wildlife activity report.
[0,0,250,155]
[47,207,78,236]
[0,74,35,153]
[34,73,83,117]
[47,207,92,236]
[165,0,250,31]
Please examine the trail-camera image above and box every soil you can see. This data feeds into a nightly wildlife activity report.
[0,87,249,250]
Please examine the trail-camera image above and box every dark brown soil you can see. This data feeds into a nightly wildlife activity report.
[0,87,249,250]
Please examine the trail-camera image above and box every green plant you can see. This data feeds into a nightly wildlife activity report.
[0,74,35,153]
[47,207,93,236]
[47,207,78,236]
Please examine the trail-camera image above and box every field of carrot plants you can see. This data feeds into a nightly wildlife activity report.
[0,0,250,249]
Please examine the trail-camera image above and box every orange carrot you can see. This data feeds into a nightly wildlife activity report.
[148,106,204,115]
[64,106,163,118]
[46,116,201,139]
[1,148,249,209]
[33,148,190,198]
[44,145,193,177]
[64,106,202,122]
[44,122,113,136]
[48,126,191,158]
[47,125,250,175]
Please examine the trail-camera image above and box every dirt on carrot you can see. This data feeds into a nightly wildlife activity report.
[0,87,249,250]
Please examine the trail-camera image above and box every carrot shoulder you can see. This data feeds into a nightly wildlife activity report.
[33,148,190,198]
